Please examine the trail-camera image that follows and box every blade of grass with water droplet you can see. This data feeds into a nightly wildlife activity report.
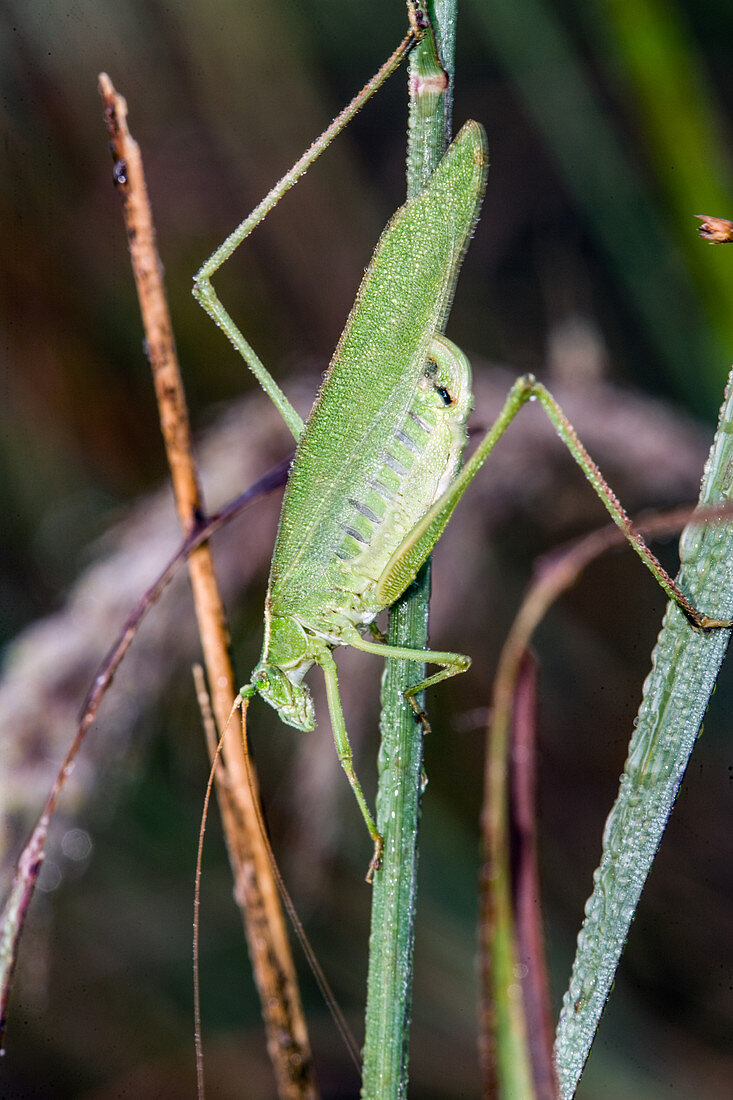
[555,368,733,1096]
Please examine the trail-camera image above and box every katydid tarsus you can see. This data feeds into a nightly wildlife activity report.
[193,10,731,880]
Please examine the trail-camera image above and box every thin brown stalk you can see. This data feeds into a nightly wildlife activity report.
[0,459,286,1049]
[191,664,218,1098]
[98,75,316,1098]
[508,653,558,1100]
[479,499,733,1095]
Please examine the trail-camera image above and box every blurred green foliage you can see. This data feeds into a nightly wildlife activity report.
[1,0,732,1095]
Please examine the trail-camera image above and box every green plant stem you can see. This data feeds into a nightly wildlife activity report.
[362,3,456,1095]
[554,368,733,1096]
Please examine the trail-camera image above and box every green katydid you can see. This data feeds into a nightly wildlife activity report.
[193,13,730,879]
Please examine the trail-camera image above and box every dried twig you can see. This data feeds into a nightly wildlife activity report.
[0,450,287,1052]
[98,74,316,1098]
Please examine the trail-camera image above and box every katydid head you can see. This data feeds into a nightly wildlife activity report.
[250,615,316,731]
[251,661,316,731]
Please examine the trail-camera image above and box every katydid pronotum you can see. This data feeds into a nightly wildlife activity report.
[193,12,731,880]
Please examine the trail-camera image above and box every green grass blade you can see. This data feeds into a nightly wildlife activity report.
[554,368,733,1096]
[362,2,456,1095]
[468,0,726,416]
[362,574,432,1095]
[581,0,733,375]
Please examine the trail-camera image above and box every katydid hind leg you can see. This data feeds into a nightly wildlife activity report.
[530,380,733,630]
[192,25,418,443]
[377,374,731,631]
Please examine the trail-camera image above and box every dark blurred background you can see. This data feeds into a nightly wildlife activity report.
[1,0,732,1096]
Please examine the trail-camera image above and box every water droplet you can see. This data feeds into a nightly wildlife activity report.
[37,860,62,893]
[61,828,92,862]
[679,524,701,563]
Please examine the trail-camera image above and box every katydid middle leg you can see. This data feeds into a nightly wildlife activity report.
[351,633,471,733]
[320,636,470,878]
[318,631,470,880]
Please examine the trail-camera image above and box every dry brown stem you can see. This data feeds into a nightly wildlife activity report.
[98,73,316,1098]
[478,498,733,1094]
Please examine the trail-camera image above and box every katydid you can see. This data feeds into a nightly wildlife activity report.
[193,18,730,879]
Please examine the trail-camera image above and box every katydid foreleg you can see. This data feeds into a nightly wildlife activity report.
[320,651,383,874]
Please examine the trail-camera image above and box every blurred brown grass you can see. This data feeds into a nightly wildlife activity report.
[1,1,732,1095]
